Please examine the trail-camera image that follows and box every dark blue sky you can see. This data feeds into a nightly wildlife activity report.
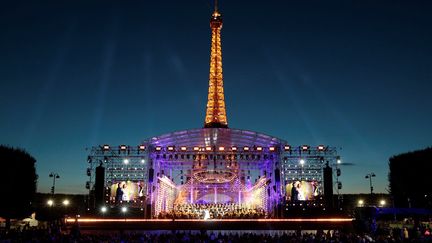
[1,0,431,194]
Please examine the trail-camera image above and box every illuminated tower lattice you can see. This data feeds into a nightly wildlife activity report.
[204,2,228,128]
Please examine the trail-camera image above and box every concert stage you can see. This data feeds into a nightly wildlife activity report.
[65,218,354,231]
[84,1,344,222]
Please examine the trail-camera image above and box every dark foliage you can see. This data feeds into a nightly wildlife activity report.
[0,145,38,220]
[388,147,432,208]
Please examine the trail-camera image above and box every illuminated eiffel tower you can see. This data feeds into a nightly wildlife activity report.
[204,0,228,128]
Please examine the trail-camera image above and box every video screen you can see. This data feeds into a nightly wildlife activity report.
[110,181,145,202]
[285,181,320,201]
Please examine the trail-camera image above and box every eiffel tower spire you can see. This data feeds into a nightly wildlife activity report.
[204,0,228,128]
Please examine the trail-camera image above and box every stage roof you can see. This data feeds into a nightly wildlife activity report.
[146,128,286,148]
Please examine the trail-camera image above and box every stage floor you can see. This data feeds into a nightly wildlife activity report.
[65,218,354,231]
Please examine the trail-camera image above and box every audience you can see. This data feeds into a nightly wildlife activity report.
[2,227,432,242]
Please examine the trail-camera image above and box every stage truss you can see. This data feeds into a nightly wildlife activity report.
[86,145,150,208]
[86,137,342,217]
[280,146,338,191]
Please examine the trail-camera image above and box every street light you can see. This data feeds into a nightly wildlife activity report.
[47,199,54,206]
[365,172,376,195]
[358,199,364,207]
[379,199,386,207]
[49,172,60,195]
[63,199,70,206]
[121,206,127,219]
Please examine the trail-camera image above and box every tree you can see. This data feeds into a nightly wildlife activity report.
[0,145,38,229]
[388,147,432,208]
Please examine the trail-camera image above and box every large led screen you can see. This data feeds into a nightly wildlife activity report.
[110,181,145,202]
[285,181,320,201]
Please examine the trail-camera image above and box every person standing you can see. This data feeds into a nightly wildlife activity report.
[403,227,409,240]
[115,183,123,204]
[138,182,144,198]
[290,182,298,202]
[296,182,305,201]
[122,183,129,201]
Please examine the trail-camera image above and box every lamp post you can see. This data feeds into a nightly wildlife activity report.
[49,172,60,196]
[121,206,127,221]
[101,206,107,215]
[46,199,54,222]
[62,199,70,218]
[365,173,376,195]
[335,157,342,209]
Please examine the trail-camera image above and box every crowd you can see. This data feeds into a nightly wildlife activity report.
[157,203,266,219]
[1,228,432,242]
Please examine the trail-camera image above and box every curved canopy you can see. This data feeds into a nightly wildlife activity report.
[145,128,286,148]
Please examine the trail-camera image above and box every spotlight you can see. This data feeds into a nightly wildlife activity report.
[120,145,127,150]
[180,146,187,151]
[205,146,212,151]
[63,199,70,206]
[336,156,341,164]
[47,199,54,206]
[103,145,110,150]
[269,146,276,152]
[121,207,127,213]
[243,146,250,151]
[231,146,237,151]
[218,146,225,151]
[155,146,162,151]
[300,159,305,165]
[193,147,200,151]
[256,146,263,151]
[302,145,309,151]
[167,146,174,151]
[318,145,325,151]
[141,159,145,164]
[123,159,129,165]
[101,206,107,213]
[139,145,146,150]
[284,145,291,151]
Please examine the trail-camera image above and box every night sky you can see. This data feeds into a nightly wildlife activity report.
[1,0,431,194]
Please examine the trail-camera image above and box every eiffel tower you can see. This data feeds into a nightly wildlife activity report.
[204,0,228,128]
